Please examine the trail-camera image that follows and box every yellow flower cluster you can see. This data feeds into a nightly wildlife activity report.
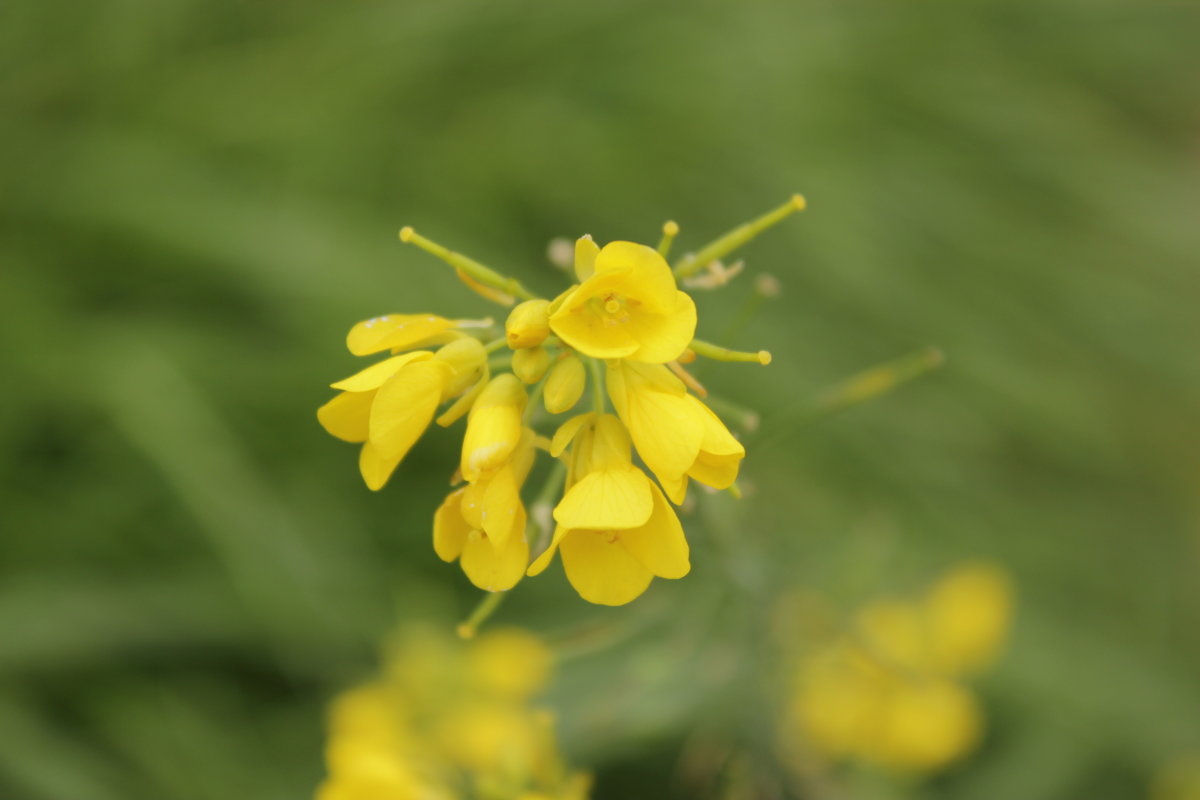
[784,562,1014,773]
[318,197,804,605]
[316,626,590,800]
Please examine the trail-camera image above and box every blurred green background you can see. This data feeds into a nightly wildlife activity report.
[3,1,1199,798]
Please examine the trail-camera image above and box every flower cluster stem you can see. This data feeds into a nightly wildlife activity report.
[587,357,606,413]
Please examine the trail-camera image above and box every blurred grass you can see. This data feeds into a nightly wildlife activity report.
[2,1,1200,798]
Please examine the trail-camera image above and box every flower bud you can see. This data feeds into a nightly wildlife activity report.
[512,346,551,384]
[505,299,550,349]
[461,374,527,481]
[432,337,486,399]
[543,354,585,414]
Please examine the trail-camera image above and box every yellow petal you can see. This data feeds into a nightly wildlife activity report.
[872,679,981,770]
[553,465,653,531]
[559,530,654,606]
[617,482,690,579]
[551,412,595,457]
[593,241,678,314]
[584,414,635,472]
[687,451,740,491]
[433,488,470,562]
[692,395,745,457]
[574,234,599,281]
[317,390,375,443]
[527,525,568,577]
[358,441,403,491]
[460,530,528,592]
[548,288,640,359]
[623,291,697,364]
[482,463,526,549]
[607,362,703,483]
[330,351,432,392]
[658,472,688,505]
[460,480,485,529]
[346,314,454,356]
[368,360,447,461]
[924,562,1013,676]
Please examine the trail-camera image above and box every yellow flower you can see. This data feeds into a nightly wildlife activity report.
[548,239,696,363]
[318,337,487,491]
[527,414,690,605]
[434,429,536,591]
[783,562,1014,775]
[606,361,744,503]
[856,561,1014,677]
[317,626,589,800]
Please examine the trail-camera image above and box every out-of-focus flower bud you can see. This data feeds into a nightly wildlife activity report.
[512,346,551,384]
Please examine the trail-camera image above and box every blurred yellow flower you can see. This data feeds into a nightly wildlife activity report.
[1153,755,1200,800]
[549,240,697,363]
[316,626,590,800]
[783,562,1014,775]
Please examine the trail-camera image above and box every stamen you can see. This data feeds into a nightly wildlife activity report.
[673,194,806,279]
[668,360,708,397]
[603,297,622,314]
[657,220,679,258]
[400,226,536,303]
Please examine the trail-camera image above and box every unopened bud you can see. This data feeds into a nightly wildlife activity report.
[433,337,487,399]
[543,354,586,414]
[512,346,551,384]
[505,299,551,349]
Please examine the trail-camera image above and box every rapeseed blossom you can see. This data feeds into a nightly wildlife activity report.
[318,197,805,608]
[316,626,590,800]
[781,562,1014,774]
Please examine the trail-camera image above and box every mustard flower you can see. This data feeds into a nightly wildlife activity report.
[548,239,697,363]
[316,626,591,800]
[319,196,805,613]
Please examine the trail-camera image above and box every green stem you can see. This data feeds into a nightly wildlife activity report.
[483,336,508,354]
[529,459,567,557]
[456,591,507,639]
[673,194,805,279]
[400,227,537,301]
[524,377,547,422]
[587,357,606,413]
